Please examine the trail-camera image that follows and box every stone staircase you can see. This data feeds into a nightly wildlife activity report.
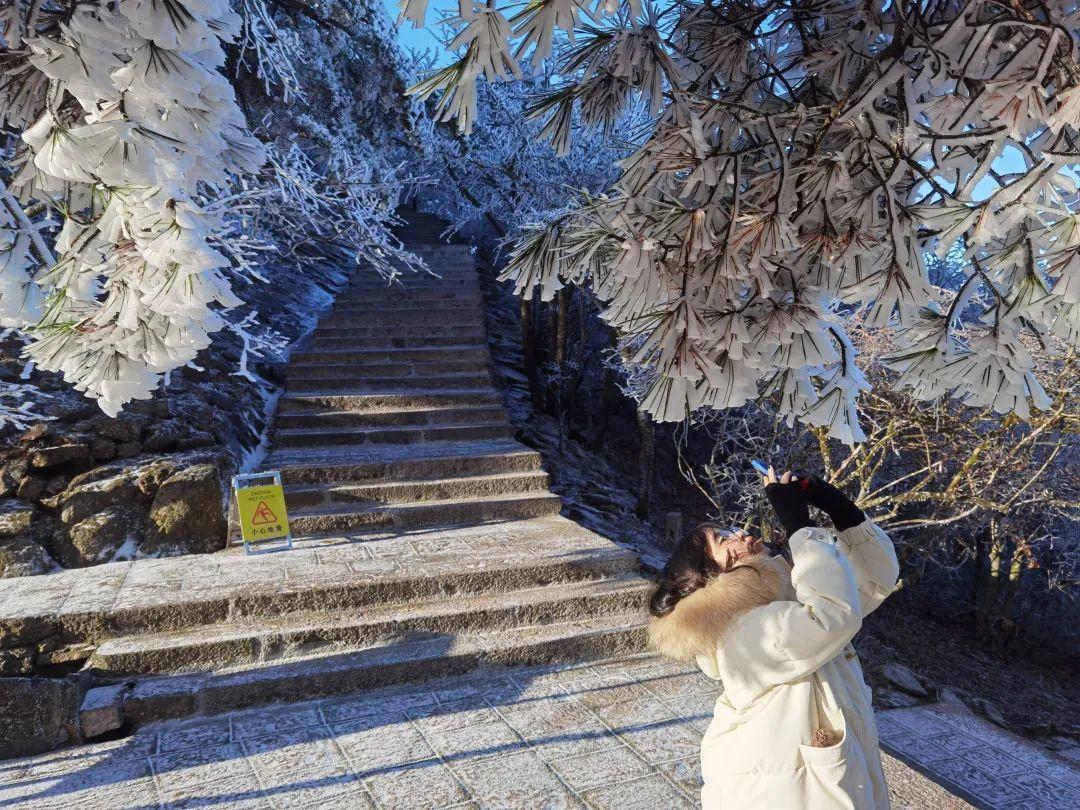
[0,212,653,744]
[260,214,566,538]
[74,522,650,726]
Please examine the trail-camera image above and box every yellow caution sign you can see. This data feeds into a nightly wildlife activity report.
[233,472,292,552]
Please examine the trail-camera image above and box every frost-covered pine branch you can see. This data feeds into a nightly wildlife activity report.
[0,382,53,431]
[225,310,287,382]
[0,0,266,416]
[407,0,1080,444]
[411,47,644,240]
[0,0,422,417]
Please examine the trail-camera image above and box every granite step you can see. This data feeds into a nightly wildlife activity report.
[321,304,484,317]
[318,313,486,329]
[286,492,563,534]
[310,335,486,350]
[346,275,479,292]
[344,271,479,285]
[328,295,481,308]
[287,359,490,379]
[331,289,482,304]
[331,298,483,313]
[115,611,647,726]
[278,390,502,414]
[274,421,517,448]
[274,404,508,430]
[282,470,550,509]
[89,574,651,675]
[312,324,485,340]
[0,518,637,648]
[290,346,489,365]
[341,277,477,287]
[264,440,544,484]
[285,373,492,393]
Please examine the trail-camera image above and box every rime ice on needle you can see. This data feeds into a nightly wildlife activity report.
[407,0,1080,445]
[0,0,265,416]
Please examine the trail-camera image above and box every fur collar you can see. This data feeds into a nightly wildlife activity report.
[647,553,795,663]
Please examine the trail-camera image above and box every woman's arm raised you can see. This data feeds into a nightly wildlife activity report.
[805,477,899,618]
[719,528,862,697]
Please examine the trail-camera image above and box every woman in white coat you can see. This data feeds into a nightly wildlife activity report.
[647,469,899,809]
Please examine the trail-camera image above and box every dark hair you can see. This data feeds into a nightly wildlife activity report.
[648,523,724,617]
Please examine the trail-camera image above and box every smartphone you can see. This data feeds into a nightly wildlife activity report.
[751,459,770,476]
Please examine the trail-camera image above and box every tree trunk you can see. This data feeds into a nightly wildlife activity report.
[591,327,618,449]
[978,518,1006,637]
[565,290,591,433]
[555,288,569,366]
[547,287,569,417]
[520,298,542,411]
[621,341,655,519]
[635,406,655,519]
[554,287,570,450]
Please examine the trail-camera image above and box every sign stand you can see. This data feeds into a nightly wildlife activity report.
[232,471,293,555]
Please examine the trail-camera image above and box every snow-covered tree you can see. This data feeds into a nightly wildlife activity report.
[406,0,1080,444]
[0,0,267,415]
[0,0,420,417]
[410,49,642,240]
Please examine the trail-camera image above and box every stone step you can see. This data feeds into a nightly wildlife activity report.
[264,439,543,484]
[343,273,479,285]
[0,517,636,647]
[402,258,474,267]
[282,470,550,509]
[312,324,485,340]
[333,289,482,304]
[89,574,651,675]
[274,421,516,448]
[396,241,471,252]
[290,346,489,365]
[115,611,647,726]
[331,299,483,314]
[339,282,479,295]
[332,285,477,298]
[274,404,508,430]
[285,372,491,393]
[278,390,502,414]
[287,491,563,534]
[310,335,486,350]
[318,313,486,329]
[347,267,477,280]
[346,275,479,292]
[287,359,490,379]
[325,308,483,323]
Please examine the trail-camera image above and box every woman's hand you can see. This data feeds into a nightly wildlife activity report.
[762,466,798,486]
[763,467,814,537]
[804,476,866,531]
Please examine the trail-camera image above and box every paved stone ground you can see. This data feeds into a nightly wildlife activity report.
[0,653,1013,810]
[877,702,1080,809]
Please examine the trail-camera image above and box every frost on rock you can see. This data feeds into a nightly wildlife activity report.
[409,0,1080,444]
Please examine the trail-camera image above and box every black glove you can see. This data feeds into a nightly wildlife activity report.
[765,480,814,537]
[805,476,865,531]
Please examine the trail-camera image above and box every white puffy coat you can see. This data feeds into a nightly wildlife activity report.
[647,520,899,810]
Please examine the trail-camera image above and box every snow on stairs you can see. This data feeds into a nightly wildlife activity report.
[263,222,567,537]
[62,212,651,733]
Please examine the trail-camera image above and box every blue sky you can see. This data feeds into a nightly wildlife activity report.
[382,0,453,59]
